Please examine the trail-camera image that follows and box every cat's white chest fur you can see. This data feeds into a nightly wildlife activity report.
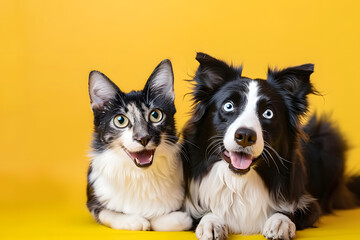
[89,143,185,219]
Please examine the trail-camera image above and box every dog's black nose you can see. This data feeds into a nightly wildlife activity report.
[234,128,257,147]
[134,134,152,147]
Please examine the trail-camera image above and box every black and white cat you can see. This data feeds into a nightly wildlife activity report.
[86,59,192,231]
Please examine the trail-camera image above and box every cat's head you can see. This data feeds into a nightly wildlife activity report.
[88,59,177,168]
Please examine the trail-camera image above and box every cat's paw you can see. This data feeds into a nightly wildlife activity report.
[263,213,296,240]
[99,210,150,231]
[113,215,150,231]
[171,211,193,231]
[151,211,193,231]
[195,213,227,240]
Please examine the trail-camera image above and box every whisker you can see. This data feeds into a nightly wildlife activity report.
[207,144,222,162]
[205,134,225,161]
[263,148,280,173]
[205,139,222,153]
[208,145,221,161]
[261,152,271,168]
[205,139,222,161]
[264,141,292,167]
[208,135,224,141]
[163,139,191,163]
[205,139,223,162]
[161,134,200,149]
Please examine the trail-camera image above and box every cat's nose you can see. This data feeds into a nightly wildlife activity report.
[134,135,152,147]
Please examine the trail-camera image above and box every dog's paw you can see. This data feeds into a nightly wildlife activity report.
[263,213,296,240]
[151,211,193,231]
[195,213,227,240]
[114,215,151,231]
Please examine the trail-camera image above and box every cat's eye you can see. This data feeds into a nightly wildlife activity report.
[262,109,274,119]
[223,102,234,112]
[149,109,163,123]
[114,115,129,128]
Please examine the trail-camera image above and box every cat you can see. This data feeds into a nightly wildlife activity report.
[86,59,192,231]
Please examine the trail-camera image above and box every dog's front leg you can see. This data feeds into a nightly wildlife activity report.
[195,212,228,240]
[262,213,296,240]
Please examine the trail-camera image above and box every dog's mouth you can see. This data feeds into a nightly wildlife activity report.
[222,150,258,174]
[124,149,155,168]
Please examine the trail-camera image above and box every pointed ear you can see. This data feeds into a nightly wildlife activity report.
[144,59,174,101]
[267,64,316,116]
[88,71,120,111]
[193,52,241,103]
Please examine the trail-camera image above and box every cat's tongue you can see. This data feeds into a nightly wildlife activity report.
[229,151,253,170]
[128,150,154,167]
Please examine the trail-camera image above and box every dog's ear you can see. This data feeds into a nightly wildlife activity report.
[193,52,242,103]
[143,59,175,102]
[88,71,121,111]
[267,64,316,117]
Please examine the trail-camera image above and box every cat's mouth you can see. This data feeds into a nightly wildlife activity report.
[124,149,155,168]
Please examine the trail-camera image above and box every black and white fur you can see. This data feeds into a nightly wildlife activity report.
[183,53,360,240]
[87,60,192,231]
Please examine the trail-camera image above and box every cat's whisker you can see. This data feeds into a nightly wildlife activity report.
[161,134,200,149]
[163,139,190,163]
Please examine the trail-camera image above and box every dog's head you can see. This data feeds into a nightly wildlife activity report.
[191,52,315,175]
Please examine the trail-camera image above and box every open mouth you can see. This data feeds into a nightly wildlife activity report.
[222,150,257,174]
[124,149,155,168]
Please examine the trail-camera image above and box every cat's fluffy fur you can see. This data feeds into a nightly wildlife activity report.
[87,60,192,231]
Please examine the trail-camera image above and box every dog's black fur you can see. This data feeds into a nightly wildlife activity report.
[183,53,360,233]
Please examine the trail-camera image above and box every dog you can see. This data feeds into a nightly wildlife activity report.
[182,52,360,240]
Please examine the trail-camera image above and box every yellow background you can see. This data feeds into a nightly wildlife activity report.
[1,0,360,239]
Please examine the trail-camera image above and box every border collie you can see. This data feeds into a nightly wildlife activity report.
[183,53,360,240]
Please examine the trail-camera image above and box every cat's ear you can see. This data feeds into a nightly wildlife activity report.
[144,59,175,101]
[193,52,242,103]
[88,71,120,111]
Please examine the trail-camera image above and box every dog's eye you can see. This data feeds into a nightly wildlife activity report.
[223,102,234,112]
[149,109,163,123]
[262,109,274,119]
[114,115,129,128]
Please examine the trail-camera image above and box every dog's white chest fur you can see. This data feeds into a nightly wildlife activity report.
[89,144,184,219]
[187,161,271,234]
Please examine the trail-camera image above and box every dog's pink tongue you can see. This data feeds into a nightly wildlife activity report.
[131,150,154,165]
[229,151,253,169]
